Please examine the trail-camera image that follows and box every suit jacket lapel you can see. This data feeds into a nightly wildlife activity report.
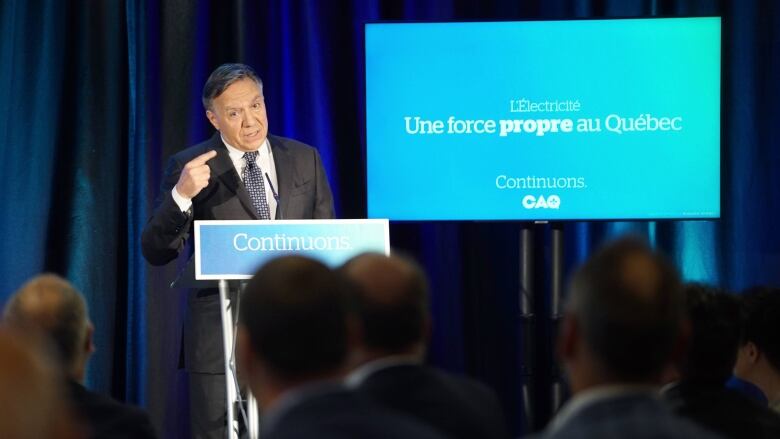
[209,133,259,219]
[269,135,293,219]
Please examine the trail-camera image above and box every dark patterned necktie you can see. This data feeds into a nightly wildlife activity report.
[243,151,271,219]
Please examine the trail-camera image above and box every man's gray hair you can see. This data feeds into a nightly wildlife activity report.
[202,63,263,111]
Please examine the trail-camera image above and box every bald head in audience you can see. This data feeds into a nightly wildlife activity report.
[3,274,94,383]
[341,253,430,363]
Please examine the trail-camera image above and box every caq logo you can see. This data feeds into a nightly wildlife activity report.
[522,195,561,209]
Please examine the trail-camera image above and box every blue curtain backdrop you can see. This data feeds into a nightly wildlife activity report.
[1,0,778,437]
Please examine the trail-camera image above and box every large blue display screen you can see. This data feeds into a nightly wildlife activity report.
[365,18,721,220]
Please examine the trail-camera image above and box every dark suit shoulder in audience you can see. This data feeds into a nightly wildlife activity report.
[536,393,722,439]
[356,364,508,439]
[264,387,446,439]
[664,381,780,439]
[68,380,157,439]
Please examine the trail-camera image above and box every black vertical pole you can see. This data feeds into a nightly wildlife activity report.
[519,223,535,432]
[550,223,565,413]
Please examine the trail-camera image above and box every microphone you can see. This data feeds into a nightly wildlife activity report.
[265,172,282,220]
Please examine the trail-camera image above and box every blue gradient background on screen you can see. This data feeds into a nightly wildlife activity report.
[365,18,720,220]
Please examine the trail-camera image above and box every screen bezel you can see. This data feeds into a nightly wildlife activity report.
[362,16,723,222]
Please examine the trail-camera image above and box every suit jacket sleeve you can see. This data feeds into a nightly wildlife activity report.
[141,155,194,266]
[312,148,336,219]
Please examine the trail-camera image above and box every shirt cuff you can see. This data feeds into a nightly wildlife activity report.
[171,186,193,212]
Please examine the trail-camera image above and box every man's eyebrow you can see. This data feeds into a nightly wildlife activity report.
[224,97,262,109]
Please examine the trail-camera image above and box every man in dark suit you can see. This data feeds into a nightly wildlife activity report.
[340,253,508,439]
[535,238,720,439]
[3,274,157,439]
[140,63,334,438]
[661,284,780,438]
[236,256,446,439]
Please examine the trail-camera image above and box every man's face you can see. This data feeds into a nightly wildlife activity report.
[206,77,268,151]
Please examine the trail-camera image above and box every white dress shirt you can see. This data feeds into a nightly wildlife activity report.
[172,135,278,219]
[344,355,421,388]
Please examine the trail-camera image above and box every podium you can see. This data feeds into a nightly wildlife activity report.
[192,219,390,439]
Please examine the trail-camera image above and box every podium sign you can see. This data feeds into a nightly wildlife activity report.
[194,219,390,280]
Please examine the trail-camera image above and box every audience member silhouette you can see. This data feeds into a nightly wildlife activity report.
[734,286,780,413]
[341,252,508,439]
[3,274,158,439]
[535,238,721,439]
[661,283,780,438]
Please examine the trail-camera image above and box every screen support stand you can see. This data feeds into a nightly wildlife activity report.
[518,225,535,433]
[519,222,565,434]
[549,223,565,414]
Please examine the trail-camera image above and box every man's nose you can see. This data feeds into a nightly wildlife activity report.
[243,113,257,127]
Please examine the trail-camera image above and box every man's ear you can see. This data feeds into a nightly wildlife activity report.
[557,313,578,362]
[84,323,95,355]
[344,315,365,367]
[669,317,692,367]
[345,315,363,349]
[206,110,220,131]
[745,341,761,364]
[237,326,254,379]
[422,315,432,345]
